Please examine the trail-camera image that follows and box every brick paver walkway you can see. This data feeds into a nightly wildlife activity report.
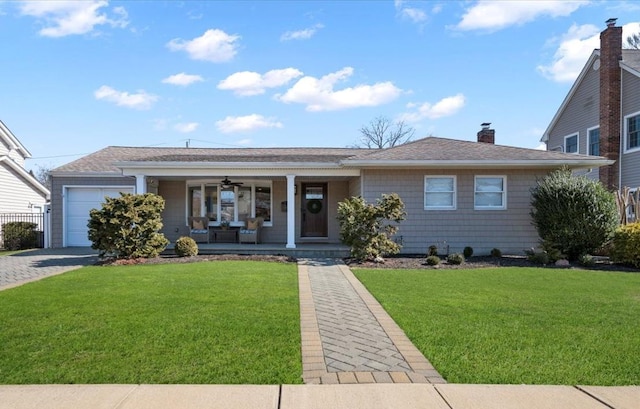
[0,248,98,290]
[298,258,445,384]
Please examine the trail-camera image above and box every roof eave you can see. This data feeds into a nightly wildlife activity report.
[340,159,614,169]
[0,121,32,158]
[0,156,50,198]
[620,61,640,78]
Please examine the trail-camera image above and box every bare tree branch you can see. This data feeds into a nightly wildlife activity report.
[626,32,640,49]
[356,116,415,149]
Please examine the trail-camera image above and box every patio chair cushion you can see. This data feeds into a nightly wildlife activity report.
[246,219,259,230]
[192,219,205,230]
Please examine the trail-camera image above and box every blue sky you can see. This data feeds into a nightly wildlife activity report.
[1,1,639,171]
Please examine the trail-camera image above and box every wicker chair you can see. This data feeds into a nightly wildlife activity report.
[188,216,210,243]
[238,217,263,244]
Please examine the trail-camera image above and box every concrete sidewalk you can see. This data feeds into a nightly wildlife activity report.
[0,384,637,409]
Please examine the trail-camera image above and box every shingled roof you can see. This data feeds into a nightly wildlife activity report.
[52,137,609,174]
[345,137,607,166]
[53,146,365,174]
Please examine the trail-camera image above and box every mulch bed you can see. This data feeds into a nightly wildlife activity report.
[97,253,637,272]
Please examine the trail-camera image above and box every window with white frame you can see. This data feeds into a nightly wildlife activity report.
[424,176,456,210]
[588,127,600,156]
[188,182,272,225]
[475,176,506,210]
[564,133,578,153]
[625,112,640,152]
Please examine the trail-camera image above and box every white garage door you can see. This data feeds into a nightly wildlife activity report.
[65,187,134,247]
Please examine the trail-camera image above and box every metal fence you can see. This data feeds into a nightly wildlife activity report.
[0,212,45,249]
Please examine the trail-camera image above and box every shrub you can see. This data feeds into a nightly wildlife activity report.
[530,167,619,261]
[425,255,440,266]
[447,253,464,265]
[579,254,596,267]
[174,236,198,257]
[463,246,474,258]
[610,222,640,268]
[88,193,169,259]
[2,222,38,250]
[427,245,438,257]
[527,251,550,265]
[490,248,502,258]
[337,193,406,261]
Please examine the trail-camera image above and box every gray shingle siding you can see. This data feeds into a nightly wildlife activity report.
[547,65,600,154]
[361,168,547,256]
[621,71,640,188]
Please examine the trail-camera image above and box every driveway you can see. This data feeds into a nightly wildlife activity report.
[0,248,98,290]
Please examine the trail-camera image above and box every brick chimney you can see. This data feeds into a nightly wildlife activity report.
[477,122,495,144]
[599,18,622,190]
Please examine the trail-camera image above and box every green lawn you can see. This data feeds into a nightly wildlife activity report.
[355,267,640,385]
[0,250,24,256]
[0,261,301,384]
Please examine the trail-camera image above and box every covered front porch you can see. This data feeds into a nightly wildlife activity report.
[166,242,351,258]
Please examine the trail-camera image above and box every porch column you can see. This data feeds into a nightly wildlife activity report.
[135,175,146,194]
[286,174,296,249]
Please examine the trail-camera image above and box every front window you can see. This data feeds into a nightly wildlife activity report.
[588,127,600,156]
[564,134,578,153]
[424,176,456,210]
[189,186,202,217]
[625,112,640,151]
[188,181,272,226]
[475,176,506,210]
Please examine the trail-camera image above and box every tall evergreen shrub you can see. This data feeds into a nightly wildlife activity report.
[530,167,618,261]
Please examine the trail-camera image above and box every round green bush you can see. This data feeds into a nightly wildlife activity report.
[425,255,440,266]
[427,245,438,257]
[490,248,502,258]
[578,254,596,267]
[174,236,198,257]
[463,246,473,258]
[530,167,618,261]
[447,253,464,265]
[610,222,640,268]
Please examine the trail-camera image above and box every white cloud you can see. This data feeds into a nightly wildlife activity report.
[399,94,466,122]
[455,0,587,32]
[174,122,199,133]
[94,85,158,110]
[215,114,283,133]
[218,68,303,96]
[167,29,240,62]
[19,0,129,37]
[536,24,600,83]
[281,24,324,41]
[395,0,428,23]
[538,22,640,83]
[162,73,204,86]
[276,67,402,112]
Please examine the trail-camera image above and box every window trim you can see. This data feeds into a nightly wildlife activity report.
[424,175,457,210]
[563,133,579,154]
[474,175,507,210]
[186,180,273,227]
[624,111,640,153]
[587,126,600,156]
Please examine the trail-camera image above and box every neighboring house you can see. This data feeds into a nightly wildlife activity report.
[542,18,640,191]
[49,125,608,255]
[0,120,50,213]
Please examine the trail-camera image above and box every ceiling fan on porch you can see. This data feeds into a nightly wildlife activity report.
[220,176,243,188]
